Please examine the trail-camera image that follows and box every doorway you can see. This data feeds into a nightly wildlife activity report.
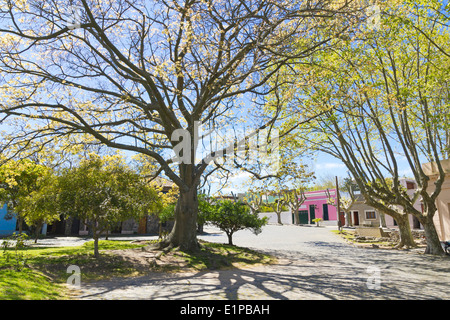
[309,205,316,224]
[353,211,359,226]
[412,216,421,229]
[323,204,329,221]
[298,210,309,224]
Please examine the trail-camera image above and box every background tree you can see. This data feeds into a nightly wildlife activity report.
[0,159,51,234]
[276,161,314,225]
[326,177,357,228]
[310,173,346,191]
[0,0,361,251]
[243,189,265,216]
[20,172,60,243]
[54,154,160,257]
[205,199,268,246]
[267,194,285,225]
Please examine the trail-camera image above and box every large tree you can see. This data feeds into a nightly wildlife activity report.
[0,0,359,251]
[274,0,450,254]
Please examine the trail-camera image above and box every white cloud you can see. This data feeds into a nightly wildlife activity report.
[315,162,346,170]
[229,171,252,181]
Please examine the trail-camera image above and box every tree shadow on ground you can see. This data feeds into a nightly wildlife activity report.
[77,245,450,300]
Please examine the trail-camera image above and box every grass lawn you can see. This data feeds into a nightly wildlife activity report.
[331,229,395,248]
[0,239,276,300]
[0,240,146,300]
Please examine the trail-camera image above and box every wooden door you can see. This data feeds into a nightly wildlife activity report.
[309,205,316,224]
[353,211,359,226]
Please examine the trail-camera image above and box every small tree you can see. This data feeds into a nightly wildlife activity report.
[325,187,356,228]
[55,154,160,257]
[312,218,322,227]
[197,194,215,233]
[243,190,264,215]
[0,159,51,234]
[283,188,307,225]
[267,195,285,225]
[206,200,268,246]
[21,173,61,243]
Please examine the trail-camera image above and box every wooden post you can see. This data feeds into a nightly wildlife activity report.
[336,176,342,232]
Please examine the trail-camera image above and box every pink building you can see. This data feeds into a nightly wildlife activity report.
[295,189,340,225]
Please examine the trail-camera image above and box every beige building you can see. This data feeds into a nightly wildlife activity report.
[422,159,450,241]
[347,194,379,227]
[347,163,450,242]
[347,178,424,230]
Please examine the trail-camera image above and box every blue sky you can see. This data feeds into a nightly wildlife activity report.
[208,149,417,195]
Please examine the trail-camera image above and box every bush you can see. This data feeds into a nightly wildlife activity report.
[312,218,322,227]
[205,200,268,245]
[1,232,30,271]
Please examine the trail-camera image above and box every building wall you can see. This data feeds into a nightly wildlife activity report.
[298,189,338,223]
[348,202,379,227]
[259,211,291,225]
[0,204,17,236]
[422,160,450,241]
[347,176,449,236]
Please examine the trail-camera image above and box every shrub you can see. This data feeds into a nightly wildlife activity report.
[205,200,268,245]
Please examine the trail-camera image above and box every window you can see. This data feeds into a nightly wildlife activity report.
[365,211,376,220]
[406,182,416,190]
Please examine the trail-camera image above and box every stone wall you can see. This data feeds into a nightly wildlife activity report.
[355,226,390,238]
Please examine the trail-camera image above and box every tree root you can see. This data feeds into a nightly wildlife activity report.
[143,239,202,254]
[144,239,173,251]
[394,241,417,250]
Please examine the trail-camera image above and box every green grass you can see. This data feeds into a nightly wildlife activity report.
[331,229,356,241]
[0,268,65,300]
[332,230,395,247]
[0,239,276,300]
[0,240,147,300]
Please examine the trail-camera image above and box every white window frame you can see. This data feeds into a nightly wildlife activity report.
[365,210,377,220]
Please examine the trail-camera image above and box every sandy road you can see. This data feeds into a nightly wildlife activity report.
[72,224,450,300]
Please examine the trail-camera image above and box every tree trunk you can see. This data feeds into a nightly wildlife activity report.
[421,215,445,255]
[93,235,100,258]
[292,205,299,225]
[276,212,283,225]
[64,217,73,236]
[379,212,387,228]
[227,232,233,246]
[91,222,100,258]
[395,214,416,249]
[34,222,43,244]
[165,187,199,252]
[18,216,23,234]
[345,211,352,227]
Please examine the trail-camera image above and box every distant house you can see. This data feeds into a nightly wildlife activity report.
[346,177,448,235]
[384,178,423,230]
[345,178,422,230]
[347,193,378,227]
[0,204,17,236]
[295,189,339,225]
